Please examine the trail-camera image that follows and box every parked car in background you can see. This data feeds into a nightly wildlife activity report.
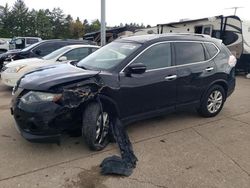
[0,38,10,54]
[1,45,99,87]
[0,39,96,71]
[11,34,236,151]
[9,37,42,50]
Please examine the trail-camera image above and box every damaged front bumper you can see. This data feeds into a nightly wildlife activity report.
[11,90,81,143]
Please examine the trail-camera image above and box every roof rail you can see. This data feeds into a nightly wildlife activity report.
[160,33,211,38]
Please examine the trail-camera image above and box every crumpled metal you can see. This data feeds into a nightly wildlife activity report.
[100,118,137,176]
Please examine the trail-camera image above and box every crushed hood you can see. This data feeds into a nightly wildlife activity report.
[18,63,100,90]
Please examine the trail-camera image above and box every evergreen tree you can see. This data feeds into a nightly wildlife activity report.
[0,0,148,39]
[36,9,53,39]
[0,4,12,37]
[11,0,30,36]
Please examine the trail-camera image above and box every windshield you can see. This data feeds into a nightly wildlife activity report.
[43,46,71,60]
[77,42,141,70]
[21,41,42,52]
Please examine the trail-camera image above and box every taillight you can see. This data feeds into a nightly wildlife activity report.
[228,55,237,67]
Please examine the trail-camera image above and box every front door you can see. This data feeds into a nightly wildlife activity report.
[118,42,177,118]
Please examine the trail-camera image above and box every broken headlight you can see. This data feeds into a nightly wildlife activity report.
[20,91,62,104]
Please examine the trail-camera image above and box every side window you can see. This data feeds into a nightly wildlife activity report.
[204,43,218,58]
[132,43,171,70]
[34,43,63,56]
[63,48,89,61]
[214,44,230,60]
[174,42,205,65]
[26,38,39,45]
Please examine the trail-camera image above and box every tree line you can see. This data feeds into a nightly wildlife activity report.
[0,0,101,39]
[0,0,150,40]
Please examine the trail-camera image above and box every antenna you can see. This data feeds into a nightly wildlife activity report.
[225,7,244,15]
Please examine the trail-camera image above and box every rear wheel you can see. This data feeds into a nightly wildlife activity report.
[82,103,110,151]
[198,85,225,117]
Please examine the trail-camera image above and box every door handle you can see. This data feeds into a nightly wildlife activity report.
[165,75,177,81]
[205,67,214,72]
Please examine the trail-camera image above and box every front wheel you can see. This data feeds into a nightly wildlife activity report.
[198,85,226,117]
[82,103,111,151]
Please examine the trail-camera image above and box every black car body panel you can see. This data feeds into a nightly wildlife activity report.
[0,39,96,71]
[18,63,100,91]
[11,34,236,143]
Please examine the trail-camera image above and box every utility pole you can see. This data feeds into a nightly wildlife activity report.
[101,0,106,46]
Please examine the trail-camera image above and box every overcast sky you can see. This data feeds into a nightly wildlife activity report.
[1,0,250,26]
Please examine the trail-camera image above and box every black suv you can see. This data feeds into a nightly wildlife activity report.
[11,34,236,150]
[0,39,96,71]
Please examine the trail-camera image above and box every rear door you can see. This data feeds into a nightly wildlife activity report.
[173,41,217,107]
[119,42,177,118]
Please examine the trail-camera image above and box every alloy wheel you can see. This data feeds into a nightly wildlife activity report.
[95,112,110,144]
[207,90,223,114]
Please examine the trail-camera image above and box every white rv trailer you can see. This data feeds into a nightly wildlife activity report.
[157,15,250,73]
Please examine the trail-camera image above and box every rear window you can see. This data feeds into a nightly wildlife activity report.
[204,43,219,58]
[213,43,230,61]
[174,42,205,65]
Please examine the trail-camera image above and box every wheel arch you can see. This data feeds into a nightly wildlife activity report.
[201,79,228,102]
[78,94,120,119]
[98,94,121,118]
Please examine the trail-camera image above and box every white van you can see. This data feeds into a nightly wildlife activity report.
[9,37,42,50]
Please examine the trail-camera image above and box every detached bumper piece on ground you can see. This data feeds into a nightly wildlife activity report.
[100,118,138,176]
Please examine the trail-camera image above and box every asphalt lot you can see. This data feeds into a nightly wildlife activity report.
[0,76,250,188]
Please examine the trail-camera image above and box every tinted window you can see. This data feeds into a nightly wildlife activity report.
[34,43,64,56]
[222,31,238,45]
[215,44,230,60]
[26,38,39,45]
[175,42,205,65]
[63,47,90,61]
[132,43,171,70]
[205,43,218,58]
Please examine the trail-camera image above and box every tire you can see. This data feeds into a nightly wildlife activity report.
[82,102,111,151]
[198,85,226,117]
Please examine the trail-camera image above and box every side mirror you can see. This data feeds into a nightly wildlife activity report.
[58,56,67,62]
[124,63,146,76]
